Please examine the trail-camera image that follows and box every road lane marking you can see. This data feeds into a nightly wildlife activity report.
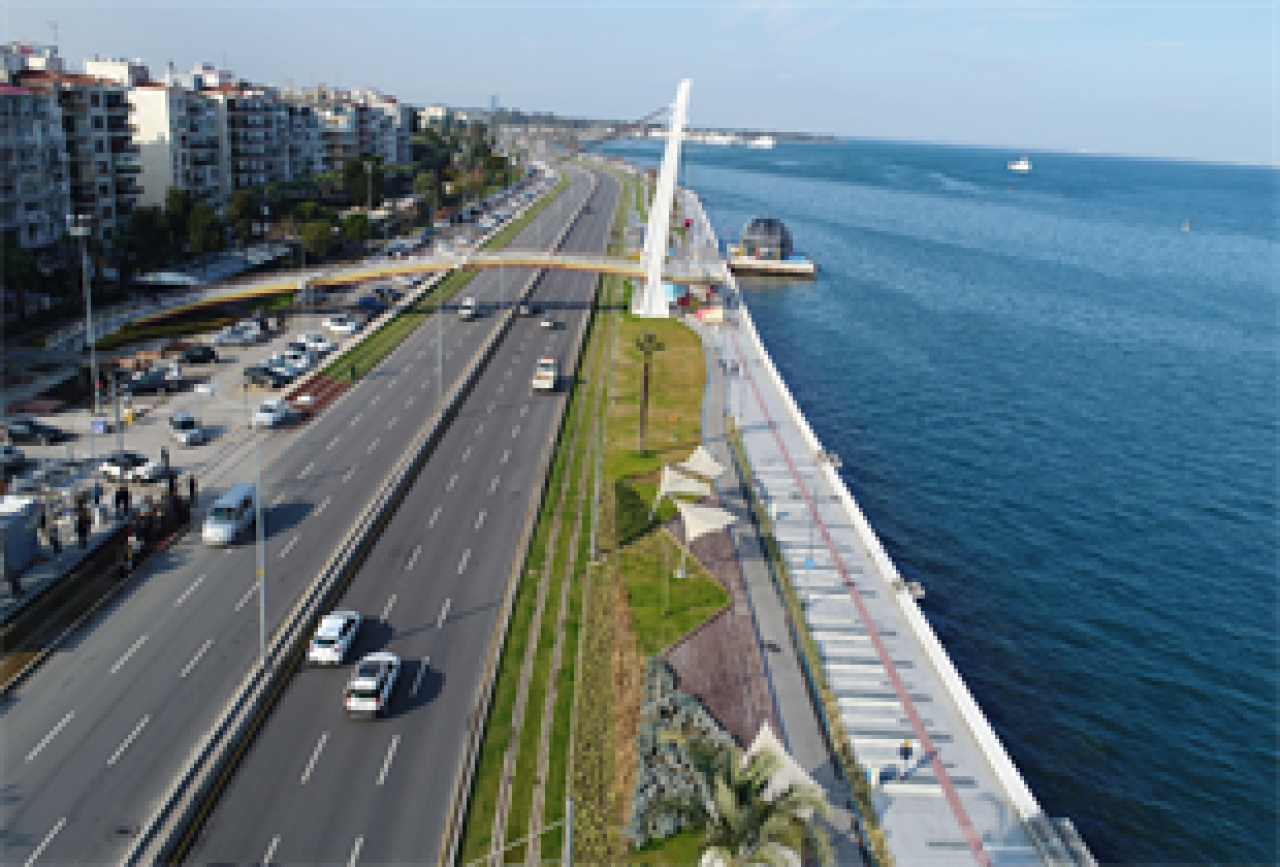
[421,380,429,390]
[487,401,496,414]
[405,395,415,408]
[429,505,441,528]
[110,635,148,674]
[445,350,454,360]
[475,422,485,436]
[235,583,259,611]
[179,639,214,679]
[350,413,363,426]
[279,535,300,558]
[387,377,399,388]
[520,404,529,417]
[417,349,426,360]
[315,495,332,516]
[438,598,451,628]
[327,437,340,450]
[496,383,505,395]
[300,732,329,785]
[387,416,398,429]
[376,734,400,786]
[511,423,521,438]
[381,594,397,620]
[263,835,281,864]
[501,449,510,464]
[367,438,380,454]
[462,446,472,462]
[174,573,206,607]
[457,549,470,573]
[489,475,501,494]
[297,462,315,479]
[411,658,430,695]
[24,817,66,867]
[370,394,381,406]
[446,473,458,491]
[107,714,149,766]
[475,509,486,531]
[505,368,512,378]
[347,836,363,867]
[26,712,74,763]
[406,545,422,570]
[271,492,288,507]
[343,465,358,483]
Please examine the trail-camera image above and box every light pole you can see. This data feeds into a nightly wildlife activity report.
[68,214,98,469]
[242,383,268,667]
[364,160,374,250]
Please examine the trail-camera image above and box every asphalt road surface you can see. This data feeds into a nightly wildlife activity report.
[184,167,620,865]
[0,165,604,866]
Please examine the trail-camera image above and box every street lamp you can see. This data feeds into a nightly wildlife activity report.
[241,382,269,668]
[68,213,98,470]
[364,160,374,249]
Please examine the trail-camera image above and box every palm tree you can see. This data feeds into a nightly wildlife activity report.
[640,734,833,866]
[634,331,665,452]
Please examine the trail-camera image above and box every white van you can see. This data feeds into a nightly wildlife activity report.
[202,482,258,546]
[459,297,478,320]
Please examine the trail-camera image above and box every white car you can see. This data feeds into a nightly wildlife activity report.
[459,297,478,320]
[280,349,317,372]
[308,610,362,665]
[99,451,165,482]
[265,356,307,379]
[344,652,401,718]
[252,399,289,429]
[168,412,207,446]
[323,314,361,336]
[297,333,337,354]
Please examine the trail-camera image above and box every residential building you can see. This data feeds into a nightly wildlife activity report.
[0,83,70,251]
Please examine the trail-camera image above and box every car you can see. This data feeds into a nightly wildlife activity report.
[212,326,255,346]
[265,354,308,378]
[0,444,26,472]
[541,312,555,329]
[518,302,536,317]
[344,652,401,718]
[118,369,170,394]
[3,419,70,445]
[308,610,363,665]
[459,296,478,320]
[179,344,217,364]
[244,366,290,389]
[99,450,164,482]
[168,412,207,446]
[323,314,361,336]
[355,295,388,314]
[373,283,402,302]
[253,399,289,429]
[280,349,317,372]
[296,333,337,354]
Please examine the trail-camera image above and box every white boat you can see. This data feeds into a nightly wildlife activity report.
[1008,155,1032,172]
[747,136,776,149]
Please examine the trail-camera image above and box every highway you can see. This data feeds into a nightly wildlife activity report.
[183,167,620,864]
[0,165,602,866]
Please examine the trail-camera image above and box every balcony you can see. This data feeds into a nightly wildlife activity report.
[114,156,142,173]
[116,181,143,197]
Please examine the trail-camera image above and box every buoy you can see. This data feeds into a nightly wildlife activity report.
[1182,220,1190,232]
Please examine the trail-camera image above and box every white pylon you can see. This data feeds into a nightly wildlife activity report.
[635,78,691,317]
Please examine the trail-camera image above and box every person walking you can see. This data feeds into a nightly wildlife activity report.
[91,480,103,506]
[187,474,197,508]
[76,505,91,548]
[48,523,61,555]
[160,446,170,478]
[899,738,913,763]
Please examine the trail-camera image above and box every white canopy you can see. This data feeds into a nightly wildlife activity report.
[675,500,736,543]
[678,445,725,481]
[657,465,712,504]
[747,721,821,808]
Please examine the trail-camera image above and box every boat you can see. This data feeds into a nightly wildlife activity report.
[1008,155,1032,173]
[747,136,776,149]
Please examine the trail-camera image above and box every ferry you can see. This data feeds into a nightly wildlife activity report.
[1008,155,1032,173]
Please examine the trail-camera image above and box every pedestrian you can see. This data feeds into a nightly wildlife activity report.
[188,474,197,508]
[166,472,177,502]
[899,739,913,763]
[91,480,102,506]
[115,485,130,518]
[37,502,47,537]
[48,524,61,555]
[76,506,91,548]
[160,446,170,477]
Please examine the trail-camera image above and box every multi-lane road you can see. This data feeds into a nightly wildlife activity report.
[2,163,615,866]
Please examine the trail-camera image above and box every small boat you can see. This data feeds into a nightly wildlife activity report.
[747,136,776,149]
[1008,156,1032,173]
[1181,220,1190,232]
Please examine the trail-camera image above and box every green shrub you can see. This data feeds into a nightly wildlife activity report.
[614,478,652,545]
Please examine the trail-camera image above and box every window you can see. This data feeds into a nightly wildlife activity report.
[99,184,109,195]
[95,139,105,153]
[97,161,108,175]
[92,116,103,130]
[102,207,112,220]
[90,93,101,107]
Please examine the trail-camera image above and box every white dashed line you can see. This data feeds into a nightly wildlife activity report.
[387,377,399,389]
[370,394,381,406]
[26,712,74,763]
[387,416,398,429]
[462,446,472,462]
[107,715,149,766]
[457,549,470,573]
[437,598,451,627]
[475,509,486,531]
[343,466,358,483]
[489,475,501,494]
[279,536,300,558]
[235,583,259,612]
[367,438,380,454]
[496,383,505,395]
[475,423,485,436]
[350,413,363,426]
[180,639,214,679]
[174,573,206,607]
[300,732,329,785]
[110,635,148,675]
[446,473,458,491]
[263,835,281,865]
[381,594,397,620]
[487,401,496,414]
[520,404,529,417]
[405,395,415,408]
[429,505,441,528]
[272,492,287,507]
[376,735,400,786]
[416,349,426,360]
[411,657,430,695]
[347,836,363,867]
[406,545,422,570]
[315,495,332,516]
[511,424,521,438]
[327,437,341,451]
[501,449,510,464]
[24,817,66,867]
[297,462,314,480]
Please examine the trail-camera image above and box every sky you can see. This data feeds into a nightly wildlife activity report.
[5,0,1276,165]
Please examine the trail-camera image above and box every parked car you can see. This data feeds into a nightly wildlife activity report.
[168,412,207,446]
[308,610,363,665]
[252,399,290,429]
[179,344,218,364]
[355,295,388,314]
[244,366,290,389]
[323,314,362,336]
[297,333,337,354]
[118,369,171,394]
[3,418,71,445]
[265,355,307,378]
[99,450,164,482]
[0,444,26,472]
[344,652,401,718]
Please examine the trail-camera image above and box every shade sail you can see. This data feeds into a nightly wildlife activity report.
[675,500,736,543]
[747,722,820,805]
[678,445,725,481]
[657,465,712,503]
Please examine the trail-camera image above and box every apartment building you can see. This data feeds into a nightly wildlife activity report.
[0,83,70,251]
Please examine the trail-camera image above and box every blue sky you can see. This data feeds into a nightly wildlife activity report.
[7,1,1275,164]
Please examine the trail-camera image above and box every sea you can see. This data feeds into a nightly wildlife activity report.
[604,137,1278,864]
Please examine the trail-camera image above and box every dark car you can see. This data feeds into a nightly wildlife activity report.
[244,366,290,389]
[355,295,389,314]
[3,419,70,445]
[373,284,402,302]
[117,370,170,394]
[179,344,217,364]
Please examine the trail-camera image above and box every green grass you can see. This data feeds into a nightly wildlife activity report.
[620,529,727,658]
[628,829,705,864]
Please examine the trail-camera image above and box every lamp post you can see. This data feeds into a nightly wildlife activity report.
[242,382,268,667]
[364,160,374,249]
[68,214,98,469]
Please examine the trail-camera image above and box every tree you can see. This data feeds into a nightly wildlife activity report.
[1,235,40,321]
[225,189,258,246]
[188,203,221,256]
[634,331,665,452]
[125,206,168,271]
[341,212,371,245]
[343,158,384,210]
[300,220,332,259]
[295,201,332,224]
[640,735,833,866]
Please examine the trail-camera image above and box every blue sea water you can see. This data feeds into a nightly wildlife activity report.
[606,139,1278,864]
